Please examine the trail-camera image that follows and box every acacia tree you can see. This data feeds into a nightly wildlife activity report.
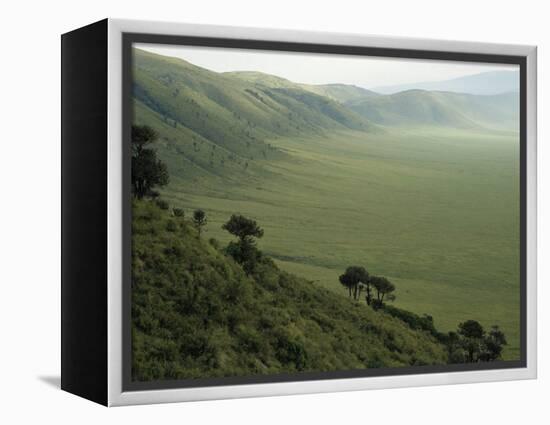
[222,214,264,274]
[193,209,207,237]
[338,272,354,298]
[457,320,485,362]
[339,266,369,300]
[361,281,374,306]
[222,214,264,243]
[458,320,485,339]
[369,276,396,308]
[131,125,169,199]
[480,326,507,361]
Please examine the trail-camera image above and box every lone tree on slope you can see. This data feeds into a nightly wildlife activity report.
[222,214,264,244]
[131,124,169,199]
[193,209,207,237]
[222,214,264,275]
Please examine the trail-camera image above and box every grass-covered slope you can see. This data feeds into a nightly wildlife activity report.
[133,48,372,147]
[162,127,521,360]
[133,48,375,187]
[131,200,447,381]
[225,71,379,103]
[300,83,379,103]
[133,49,517,192]
[346,89,519,131]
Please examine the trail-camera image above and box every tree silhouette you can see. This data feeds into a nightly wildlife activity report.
[369,276,396,308]
[131,125,169,199]
[339,266,369,300]
[458,320,484,339]
[447,321,508,363]
[192,209,207,237]
[457,320,485,362]
[222,215,264,243]
[172,208,184,218]
[480,326,507,361]
[222,215,264,275]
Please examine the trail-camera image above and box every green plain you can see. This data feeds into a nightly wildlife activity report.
[159,126,520,359]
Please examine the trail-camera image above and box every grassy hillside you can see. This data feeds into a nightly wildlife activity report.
[223,70,298,89]
[132,199,448,381]
[225,71,379,103]
[224,71,378,103]
[133,48,372,152]
[132,47,380,193]
[346,90,519,130]
[161,127,520,360]
[302,84,379,103]
[132,48,521,360]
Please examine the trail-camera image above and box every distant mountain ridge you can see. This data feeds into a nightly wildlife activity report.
[373,70,519,95]
[346,89,519,131]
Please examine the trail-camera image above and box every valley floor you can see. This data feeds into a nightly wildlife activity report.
[162,126,521,360]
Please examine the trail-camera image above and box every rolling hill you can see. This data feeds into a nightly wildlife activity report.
[132,199,448,381]
[132,48,380,188]
[133,48,373,172]
[224,71,379,103]
[373,70,520,95]
[134,49,519,166]
[302,83,379,103]
[346,89,519,130]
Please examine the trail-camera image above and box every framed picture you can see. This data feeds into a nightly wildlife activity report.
[61,19,537,406]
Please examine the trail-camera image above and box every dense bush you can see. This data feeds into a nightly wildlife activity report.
[155,199,169,210]
[165,220,178,232]
[381,305,439,337]
[208,238,221,250]
[172,208,184,217]
[381,305,506,363]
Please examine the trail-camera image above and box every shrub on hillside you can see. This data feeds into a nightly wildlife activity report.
[172,208,184,217]
[156,199,169,210]
[208,238,220,249]
[165,220,178,232]
[382,305,438,336]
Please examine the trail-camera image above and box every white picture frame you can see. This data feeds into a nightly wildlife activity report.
[61,18,537,406]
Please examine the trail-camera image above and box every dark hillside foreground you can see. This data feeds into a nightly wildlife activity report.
[131,200,448,381]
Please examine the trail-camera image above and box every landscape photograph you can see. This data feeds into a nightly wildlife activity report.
[129,43,520,383]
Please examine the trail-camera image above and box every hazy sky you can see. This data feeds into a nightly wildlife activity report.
[137,43,517,90]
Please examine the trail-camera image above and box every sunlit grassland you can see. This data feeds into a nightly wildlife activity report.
[161,126,520,359]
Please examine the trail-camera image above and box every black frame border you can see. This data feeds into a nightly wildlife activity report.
[61,19,109,405]
[121,32,527,392]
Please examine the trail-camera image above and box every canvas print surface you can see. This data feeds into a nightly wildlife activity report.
[129,43,521,384]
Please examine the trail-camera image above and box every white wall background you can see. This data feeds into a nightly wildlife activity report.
[0,0,546,422]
